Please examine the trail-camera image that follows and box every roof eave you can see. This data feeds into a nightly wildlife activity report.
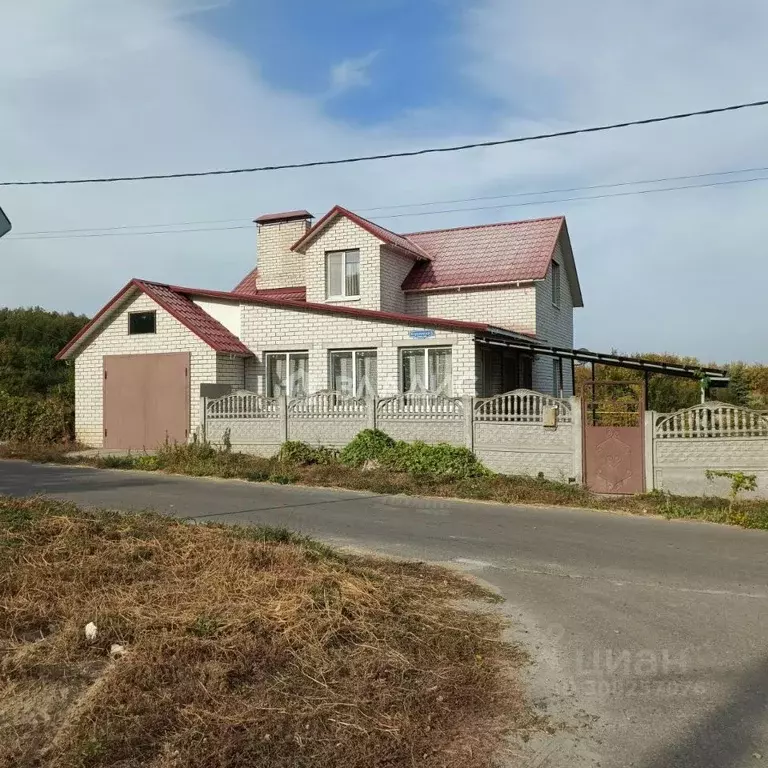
[56,280,139,360]
[402,279,538,293]
[557,219,584,308]
[290,205,429,261]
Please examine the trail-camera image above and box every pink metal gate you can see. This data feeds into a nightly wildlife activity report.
[582,381,645,494]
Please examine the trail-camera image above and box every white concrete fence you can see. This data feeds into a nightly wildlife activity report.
[201,388,579,481]
[648,403,768,498]
[200,390,768,498]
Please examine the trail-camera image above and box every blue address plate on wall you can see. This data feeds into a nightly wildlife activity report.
[408,329,436,339]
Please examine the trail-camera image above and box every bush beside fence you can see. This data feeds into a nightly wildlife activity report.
[201,388,576,482]
[0,391,74,443]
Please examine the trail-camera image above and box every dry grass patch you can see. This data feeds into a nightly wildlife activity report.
[0,497,531,768]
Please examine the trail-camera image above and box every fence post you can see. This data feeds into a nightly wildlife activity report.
[463,395,474,451]
[366,395,377,431]
[199,396,207,443]
[569,396,582,484]
[280,394,289,443]
[644,411,655,492]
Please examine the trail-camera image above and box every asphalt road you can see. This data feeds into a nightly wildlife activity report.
[2,459,767,767]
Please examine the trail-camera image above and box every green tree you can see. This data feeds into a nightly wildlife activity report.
[0,307,89,398]
[719,363,752,408]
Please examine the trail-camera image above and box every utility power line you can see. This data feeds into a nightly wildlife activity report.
[2,98,768,187]
[7,171,768,242]
[358,163,768,212]
[8,162,768,240]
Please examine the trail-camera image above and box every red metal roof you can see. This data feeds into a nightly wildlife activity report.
[56,279,252,360]
[158,282,530,336]
[291,205,431,261]
[401,217,564,292]
[58,275,538,361]
[136,281,252,356]
[233,268,306,301]
[254,210,313,224]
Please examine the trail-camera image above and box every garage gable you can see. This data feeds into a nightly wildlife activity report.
[57,279,251,361]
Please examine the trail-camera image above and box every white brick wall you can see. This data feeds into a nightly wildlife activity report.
[74,292,218,447]
[379,247,414,313]
[533,240,575,395]
[240,302,477,396]
[405,284,537,332]
[304,217,384,309]
[216,354,245,390]
[256,219,310,289]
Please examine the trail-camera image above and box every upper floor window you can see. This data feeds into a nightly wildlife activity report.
[551,261,561,308]
[128,311,156,335]
[326,249,360,299]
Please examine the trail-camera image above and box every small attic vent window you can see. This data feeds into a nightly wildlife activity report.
[129,311,156,335]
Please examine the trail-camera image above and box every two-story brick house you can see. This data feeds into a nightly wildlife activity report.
[58,205,583,449]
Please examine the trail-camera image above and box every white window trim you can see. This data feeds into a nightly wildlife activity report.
[325,249,361,300]
[399,346,452,395]
[551,261,561,309]
[264,350,308,398]
[328,349,377,397]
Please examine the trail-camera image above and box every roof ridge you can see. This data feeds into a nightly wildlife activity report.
[403,215,565,237]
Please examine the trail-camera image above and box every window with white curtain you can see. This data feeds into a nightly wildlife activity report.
[325,249,360,299]
[400,347,452,395]
[265,352,309,398]
[329,350,377,396]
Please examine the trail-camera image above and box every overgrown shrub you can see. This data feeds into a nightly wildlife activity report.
[0,391,73,443]
[340,429,489,478]
[339,429,397,467]
[389,441,490,478]
[278,441,339,466]
[134,454,161,471]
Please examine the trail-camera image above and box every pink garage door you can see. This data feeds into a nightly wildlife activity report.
[103,353,189,450]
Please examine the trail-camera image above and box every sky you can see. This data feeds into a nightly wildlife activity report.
[2,0,768,363]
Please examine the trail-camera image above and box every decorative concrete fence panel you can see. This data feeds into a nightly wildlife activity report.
[376,394,466,446]
[473,391,579,481]
[287,392,368,447]
[205,391,282,457]
[474,389,573,423]
[650,403,768,498]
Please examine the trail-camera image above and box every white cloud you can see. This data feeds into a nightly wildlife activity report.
[328,50,379,95]
[2,0,768,363]
[456,0,768,362]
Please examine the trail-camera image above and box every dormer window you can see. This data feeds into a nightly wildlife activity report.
[326,249,360,299]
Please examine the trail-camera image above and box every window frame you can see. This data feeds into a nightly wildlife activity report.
[551,261,561,309]
[325,249,361,300]
[128,310,156,335]
[328,349,377,397]
[264,351,309,398]
[399,346,452,395]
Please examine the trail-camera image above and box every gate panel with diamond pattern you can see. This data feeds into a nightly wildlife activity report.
[582,381,645,494]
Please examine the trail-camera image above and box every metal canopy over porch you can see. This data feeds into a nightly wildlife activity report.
[476,329,729,399]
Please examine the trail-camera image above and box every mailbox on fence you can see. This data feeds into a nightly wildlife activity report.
[542,405,558,428]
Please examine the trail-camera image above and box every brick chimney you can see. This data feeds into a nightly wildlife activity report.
[254,210,313,289]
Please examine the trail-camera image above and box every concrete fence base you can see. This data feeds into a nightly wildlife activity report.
[200,390,768,498]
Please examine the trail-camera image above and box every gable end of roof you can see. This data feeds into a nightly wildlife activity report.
[56,279,252,360]
[291,205,430,261]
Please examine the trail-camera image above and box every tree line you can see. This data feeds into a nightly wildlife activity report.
[574,352,768,412]
[0,307,766,414]
[0,307,89,399]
